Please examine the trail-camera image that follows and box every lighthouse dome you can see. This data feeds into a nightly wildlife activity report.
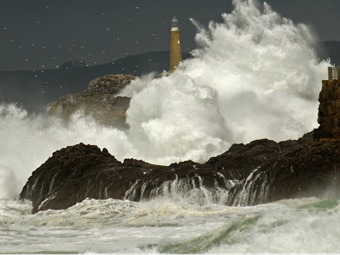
[171,17,179,28]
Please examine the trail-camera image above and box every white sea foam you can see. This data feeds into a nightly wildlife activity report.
[1,197,339,253]
[0,0,330,199]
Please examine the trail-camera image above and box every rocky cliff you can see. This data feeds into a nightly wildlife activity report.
[314,79,340,139]
[48,74,134,128]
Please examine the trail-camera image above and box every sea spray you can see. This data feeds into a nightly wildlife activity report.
[0,0,331,199]
[121,0,329,158]
[0,104,132,199]
[124,175,231,205]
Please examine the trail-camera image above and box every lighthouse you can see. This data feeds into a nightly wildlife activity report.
[169,17,182,73]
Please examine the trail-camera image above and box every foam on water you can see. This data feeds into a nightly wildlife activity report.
[1,197,339,253]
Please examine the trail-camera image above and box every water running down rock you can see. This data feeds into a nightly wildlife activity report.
[20,132,339,213]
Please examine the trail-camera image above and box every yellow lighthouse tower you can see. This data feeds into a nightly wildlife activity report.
[169,17,182,73]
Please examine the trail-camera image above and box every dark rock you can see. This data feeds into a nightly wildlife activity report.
[227,139,340,206]
[205,139,281,180]
[19,135,339,213]
[314,79,340,139]
[48,74,135,128]
[20,139,284,213]
[20,141,236,212]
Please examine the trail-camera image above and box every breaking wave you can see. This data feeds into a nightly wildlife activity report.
[0,0,330,199]
[121,0,329,162]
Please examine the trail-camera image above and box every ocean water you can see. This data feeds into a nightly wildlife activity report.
[0,0,338,254]
[1,197,339,254]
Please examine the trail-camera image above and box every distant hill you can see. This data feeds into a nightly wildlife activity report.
[0,51,191,112]
[0,41,339,112]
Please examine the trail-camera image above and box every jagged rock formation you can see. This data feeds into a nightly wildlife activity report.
[227,139,340,206]
[48,74,134,128]
[314,79,340,139]
[19,132,339,213]
[20,139,288,213]
[19,143,228,213]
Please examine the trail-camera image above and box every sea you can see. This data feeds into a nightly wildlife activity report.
[1,197,339,254]
[0,0,339,254]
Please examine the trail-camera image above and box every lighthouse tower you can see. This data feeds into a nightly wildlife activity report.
[169,17,182,73]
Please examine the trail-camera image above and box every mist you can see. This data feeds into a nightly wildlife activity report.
[120,0,329,160]
[0,0,330,199]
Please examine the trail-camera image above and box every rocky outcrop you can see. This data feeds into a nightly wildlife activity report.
[20,75,340,213]
[85,74,135,94]
[19,133,339,213]
[19,143,228,213]
[314,79,340,139]
[227,139,340,206]
[48,74,134,128]
[20,139,286,213]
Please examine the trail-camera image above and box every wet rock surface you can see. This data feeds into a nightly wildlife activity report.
[227,139,340,206]
[314,79,340,139]
[20,134,339,213]
[48,74,134,128]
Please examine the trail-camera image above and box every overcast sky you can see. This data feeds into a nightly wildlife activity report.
[1,0,339,71]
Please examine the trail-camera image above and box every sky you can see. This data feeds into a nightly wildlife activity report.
[0,0,339,71]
